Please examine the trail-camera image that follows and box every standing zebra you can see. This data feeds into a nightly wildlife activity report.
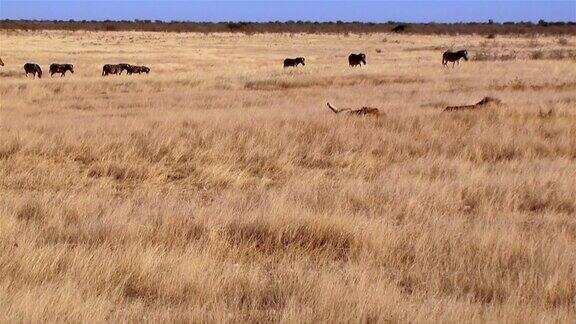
[49,63,74,77]
[348,53,366,67]
[283,57,305,68]
[442,50,468,68]
[102,64,122,76]
[24,63,42,78]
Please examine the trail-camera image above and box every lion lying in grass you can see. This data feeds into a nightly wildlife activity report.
[444,97,502,111]
[327,102,380,116]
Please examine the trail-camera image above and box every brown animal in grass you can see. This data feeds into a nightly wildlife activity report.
[127,65,150,75]
[139,66,150,74]
[49,63,74,77]
[24,63,42,78]
[284,57,305,67]
[118,63,132,75]
[348,53,366,67]
[327,102,380,116]
[0,58,4,66]
[444,97,502,111]
[442,50,468,68]
[102,64,122,76]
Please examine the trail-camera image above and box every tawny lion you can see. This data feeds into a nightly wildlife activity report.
[444,97,501,111]
[326,102,380,116]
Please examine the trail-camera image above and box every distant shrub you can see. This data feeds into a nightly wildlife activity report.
[0,19,575,35]
[474,50,517,62]
[557,37,569,46]
[498,51,517,61]
[528,38,540,47]
[474,52,492,61]
[530,50,544,60]
[510,77,527,90]
[538,109,554,119]
[0,70,21,78]
[548,50,565,60]
[16,200,45,222]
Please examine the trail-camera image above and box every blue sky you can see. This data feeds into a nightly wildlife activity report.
[0,1,574,23]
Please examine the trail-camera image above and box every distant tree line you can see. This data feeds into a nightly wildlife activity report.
[0,19,574,35]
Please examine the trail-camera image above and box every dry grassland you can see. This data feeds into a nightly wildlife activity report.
[1,30,576,322]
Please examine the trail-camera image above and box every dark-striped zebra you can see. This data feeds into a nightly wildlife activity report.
[442,50,468,68]
[24,63,42,78]
[102,64,122,76]
[49,63,74,77]
[283,57,305,68]
[348,53,366,67]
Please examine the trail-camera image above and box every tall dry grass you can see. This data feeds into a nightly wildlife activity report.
[1,31,575,322]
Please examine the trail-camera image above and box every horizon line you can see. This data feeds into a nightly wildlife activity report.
[2,19,575,24]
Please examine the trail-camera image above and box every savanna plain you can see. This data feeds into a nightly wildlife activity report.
[1,30,575,322]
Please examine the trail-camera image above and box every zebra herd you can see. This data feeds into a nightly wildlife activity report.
[4,61,149,78]
[23,63,75,78]
[282,53,368,68]
[284,51,467,68]
[102,63,150,76]
[1,49,469,79]
[282,54,368,68]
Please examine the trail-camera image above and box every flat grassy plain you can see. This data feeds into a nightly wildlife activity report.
[1,30,575,322]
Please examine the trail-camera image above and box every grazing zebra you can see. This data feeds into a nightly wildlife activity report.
[24,63,42,78]
[283,57,305,68]
[126,65,140,74]
[442,50,468,68]
[118,63,132,75]
[102,64,122,76]
[348,53,366,67]
[49,63,74,77]
[127,65,150,74]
